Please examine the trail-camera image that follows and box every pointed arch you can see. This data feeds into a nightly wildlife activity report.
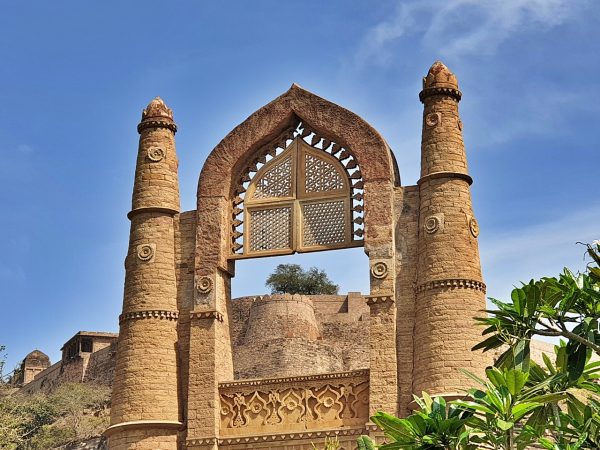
[196,84,399,272]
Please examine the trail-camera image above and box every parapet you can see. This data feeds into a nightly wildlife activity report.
[243,294,321,344]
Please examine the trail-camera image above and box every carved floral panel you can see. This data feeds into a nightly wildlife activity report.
[219,371,369,437]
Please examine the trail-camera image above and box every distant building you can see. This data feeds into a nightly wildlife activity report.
[12,349,51,385]
[16,331,117,394]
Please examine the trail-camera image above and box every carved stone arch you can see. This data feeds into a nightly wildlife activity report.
[196,84,400,277]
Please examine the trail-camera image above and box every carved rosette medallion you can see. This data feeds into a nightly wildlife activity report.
[424,213,443,234]
[197,276,213,294]
[147,147,165,162]
[370,261,388,279]
[425,112,442,127]
[469,217,480,237]
[136,243,155,262]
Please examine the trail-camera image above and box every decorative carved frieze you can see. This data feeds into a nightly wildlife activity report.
[219,370,369,389]
[186,436,217,446]
[219,370,369,437]
[416,278,486,294]
[419,86,462,102]
[365,295,394,306]
[119,310,179,324]
[213,427,366,447]
[137,120,177,134]
[190,310,224,322]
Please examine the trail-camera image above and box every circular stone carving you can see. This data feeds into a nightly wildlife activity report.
[424,216,440,234]
[371,262,388,279]
[137,244,154,261]
[197,276,213,294]
[469,217,480,237]
[425,112,441,127]
[147,147,165,162]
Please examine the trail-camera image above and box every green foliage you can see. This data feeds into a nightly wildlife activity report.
[453,368,549,450]
[359,242,600,450]
[266,264,339,295]
[357,435,376,450]
[475,241,600,378]
[0,344,6,382]
[312,436,341,449]
[371,394,473,450]
[0,382,110,449]
[27,424,77,450]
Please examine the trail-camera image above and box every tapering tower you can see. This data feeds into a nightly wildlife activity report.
[413,62,488,398]
[106,98,181,449]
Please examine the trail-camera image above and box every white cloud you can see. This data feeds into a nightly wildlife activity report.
[356,0,588,65]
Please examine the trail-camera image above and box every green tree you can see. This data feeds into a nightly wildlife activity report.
[1,344,6,383]
[358,242,600,450]
[266,264,339,295]
[369,394,473,450]
[0,382,110,449]
[475,242,600,379]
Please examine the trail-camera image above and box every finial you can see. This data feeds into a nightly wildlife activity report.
[141,97,174,121]
[137,96,177,133]
[422,61,458,90]
[419,61,461,103]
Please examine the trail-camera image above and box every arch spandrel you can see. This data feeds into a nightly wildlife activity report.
[195,84,399,275]
[198,84,399,200]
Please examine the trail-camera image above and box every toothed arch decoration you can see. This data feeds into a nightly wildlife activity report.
[231,122,365,257]
[196,84,399,272]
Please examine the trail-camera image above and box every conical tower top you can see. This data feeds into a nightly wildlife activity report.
[138,97,177,133]
[420,60,461,103]
[142,96,174,120]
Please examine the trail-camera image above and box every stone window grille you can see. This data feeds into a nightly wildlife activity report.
[231,121,364,257]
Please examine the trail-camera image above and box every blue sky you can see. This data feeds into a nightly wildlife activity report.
[1,1,598,374]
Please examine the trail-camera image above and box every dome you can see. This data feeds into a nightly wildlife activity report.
[141,96,174,120]
[423,60,459,90]
[24,349,50,367]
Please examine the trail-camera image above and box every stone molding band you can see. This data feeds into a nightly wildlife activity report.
[219,369,369,389]
[417,171,473,186]
[366,294,394,306]
[119,310,179,324]
[186,437,217,446]
[187,427,366,446]
[137,119,177,134]
[419,86,462,102]
[416,278,486,294]
[190,310,224,322]
[103,420,183,437]
[127,206,180,220]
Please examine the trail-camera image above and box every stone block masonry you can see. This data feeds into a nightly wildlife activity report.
[101,61,493,449]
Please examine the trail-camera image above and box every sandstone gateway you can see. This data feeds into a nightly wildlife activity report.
[106,62,489,449]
